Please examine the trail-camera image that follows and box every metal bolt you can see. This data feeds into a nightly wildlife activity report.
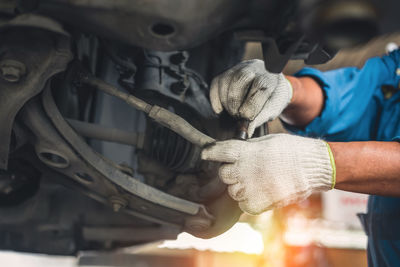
[170,79,189,95]
[109,196,127,213]
[0,59,26,83]
[169,52,188,65]
[112,203,122,212]
[184,216,212,231]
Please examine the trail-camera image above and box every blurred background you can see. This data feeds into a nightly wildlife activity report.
[2,33,400,267]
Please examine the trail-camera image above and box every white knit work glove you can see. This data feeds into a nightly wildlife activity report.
[201,134,336,215]
[210,59,293,137]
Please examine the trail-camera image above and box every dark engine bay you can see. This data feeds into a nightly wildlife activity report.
[0,0,399,255]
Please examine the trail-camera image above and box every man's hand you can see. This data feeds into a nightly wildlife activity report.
[210,59,292,137]
[201,134,335,215]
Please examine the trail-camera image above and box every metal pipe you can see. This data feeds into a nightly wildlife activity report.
[147,106,215,147]
[83,76,152,113]
[67,119,143,148]
[82,76,216,147]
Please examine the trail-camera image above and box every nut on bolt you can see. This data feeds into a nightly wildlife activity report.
[0,59,26,83]
[170,78,189,95]
[184,215,212,231]
[109,196,128,212]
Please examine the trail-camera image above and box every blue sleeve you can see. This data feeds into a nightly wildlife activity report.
[285,50,400,141]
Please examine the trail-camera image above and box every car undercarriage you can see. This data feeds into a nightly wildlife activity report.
[0,0,399,255]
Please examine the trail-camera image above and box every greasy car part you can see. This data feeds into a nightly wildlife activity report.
[233,30,336,73]
[165,172,226,204]
[0,159,40,207]
[97,39,138,93]
[67,119,145,149]
[83,73,213,172]
[35,0,248,51]
[144,121,201,172]
[26,0,342,73]
[100,39,138,74]
[21,97,183,227]
[197,175,226,201]
[185,190,243,239]
[137,152,175,188]
[261,36,305,74]
[1,0,398,256]
[0,14,72,169]
[41,86,214,229]
[134,50,216,171]
[14,0,400,73]
[301,0,379,50]
[167,174,200,200]
[136,51,214,118]
[75,38,227,205]
[82,76,216,147]
[0,59,26,83]
[0,169,181,254]
[75,58,223,215]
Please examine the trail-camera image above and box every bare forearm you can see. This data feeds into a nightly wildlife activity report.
[280,76,400,196]
[281,76,324,127]
[329,141,400,196]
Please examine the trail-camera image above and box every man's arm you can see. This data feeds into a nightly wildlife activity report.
[281,76,324,127]
[205,53,400,215]
[330,141,400,196]
[280,75,400,196]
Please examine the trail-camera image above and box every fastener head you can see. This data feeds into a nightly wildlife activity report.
[109,196,128,213]
[112,203,122,212]
[0,59,26,83]
[184,216,212,231]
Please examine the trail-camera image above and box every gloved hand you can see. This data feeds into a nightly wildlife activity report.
[210,59,293,137]
[201,134,336,215]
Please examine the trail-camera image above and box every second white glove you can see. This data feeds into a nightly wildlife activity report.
[210,59,293,137]
[201,134,335,215]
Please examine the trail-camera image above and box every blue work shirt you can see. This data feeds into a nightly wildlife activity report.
[285,49,400,267]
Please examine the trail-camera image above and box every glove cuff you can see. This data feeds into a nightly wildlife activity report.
[284,76,294,104]
[300,138,335,192]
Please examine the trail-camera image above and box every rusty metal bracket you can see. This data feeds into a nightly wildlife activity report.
[41,85,214,228]
[20,96,184,227]
[0,14,72,169]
